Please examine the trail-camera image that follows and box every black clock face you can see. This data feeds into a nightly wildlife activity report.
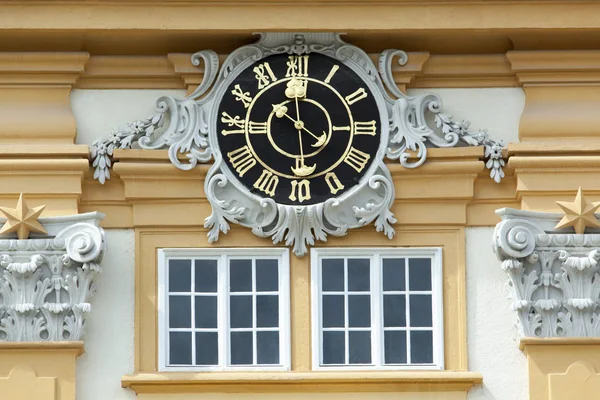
[216,53,381,206]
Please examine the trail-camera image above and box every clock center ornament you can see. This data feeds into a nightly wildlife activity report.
[91,33,506,256]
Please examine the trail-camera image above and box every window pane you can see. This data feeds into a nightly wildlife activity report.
[410,331,434,363]
[256,259,278,292]
[410,294,433,327]
[169,332,192,365]
[256,295,279,328]
[230,332,253,365]
[322,259,344,291]
[383,258,405,291]
[169,259,191,292]
[383,294,406,327]
[195,332,218,365]
[169,295,191,328]
[322,331,345,364]
[230,259,252,292]
[347,259,370,291]
[195,259,217,293]
[384,331,407,364]
[409,258,432,291]
[348,295,370,328]
[195,296,217,329]
[349,331,371,364]
[230,295,253,328]
[257,331,279,364]
[322,295,345,328]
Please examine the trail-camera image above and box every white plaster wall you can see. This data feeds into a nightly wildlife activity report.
[407,88,524,144]
[71,88,523,145]
[71,89,187,145]
[76,229,136,400]
[466,227,528,400]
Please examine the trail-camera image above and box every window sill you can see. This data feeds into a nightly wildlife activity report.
[121,370,483,394]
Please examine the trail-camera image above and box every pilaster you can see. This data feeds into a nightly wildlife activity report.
[0,52,88,144]
[0,209,106,400]
[494,207,600,400]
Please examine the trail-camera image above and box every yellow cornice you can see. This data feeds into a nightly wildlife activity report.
[121,371,483,394]
[3,2,600,55]
[77,146,518,228]
[69,53,519,90]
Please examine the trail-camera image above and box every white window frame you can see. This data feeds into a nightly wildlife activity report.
[158,248,290,372]
[310,247,444,371]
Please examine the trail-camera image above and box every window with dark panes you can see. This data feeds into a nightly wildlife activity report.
[158,249,290,371]
[311,248,443,370]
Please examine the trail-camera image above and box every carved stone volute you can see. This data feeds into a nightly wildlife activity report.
[0,212,105,342]
[493,208,600,337]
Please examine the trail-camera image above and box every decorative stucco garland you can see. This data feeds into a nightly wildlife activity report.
[91,47,505,185]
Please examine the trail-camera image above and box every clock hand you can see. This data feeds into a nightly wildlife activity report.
[272,103,327,147]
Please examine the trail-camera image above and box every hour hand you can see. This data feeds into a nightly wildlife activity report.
[272,103,289,118]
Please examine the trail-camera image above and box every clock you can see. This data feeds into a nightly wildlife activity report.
[216,53,381,206]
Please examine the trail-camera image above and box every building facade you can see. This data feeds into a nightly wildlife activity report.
[0,2,599,400]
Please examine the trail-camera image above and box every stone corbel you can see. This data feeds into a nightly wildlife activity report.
[0,211,105,400]
[494,206,600,400]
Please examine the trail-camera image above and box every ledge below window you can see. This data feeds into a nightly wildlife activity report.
[121,371,483,394]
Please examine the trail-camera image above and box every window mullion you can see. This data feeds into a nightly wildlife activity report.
[372,254,382,367]
[191,260,196,366]
[405,257,411,365]
[252,258,257,365]
[344,258,349,365]
[218,254,229,369]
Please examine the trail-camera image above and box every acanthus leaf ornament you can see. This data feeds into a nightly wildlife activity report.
[0,212,105,342]
[494,207,600,337]
[90,33,506,256]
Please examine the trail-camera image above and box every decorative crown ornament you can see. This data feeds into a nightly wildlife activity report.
[90,33,505,256]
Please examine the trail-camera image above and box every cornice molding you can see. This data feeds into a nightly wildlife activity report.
[0,52,88,86]
[122,370,483,394]
[76,55,184,89]
[506,50,600,142]
[507,50,600,85]
[69,52,519,90]
[412,54,517,88]
[0,52,88,144]
[494,207,600,337]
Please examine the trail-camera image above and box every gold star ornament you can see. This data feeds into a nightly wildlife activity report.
[0,194,47,240]
[555,187,600,234]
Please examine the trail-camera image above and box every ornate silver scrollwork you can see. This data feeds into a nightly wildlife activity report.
[90,33,505,256]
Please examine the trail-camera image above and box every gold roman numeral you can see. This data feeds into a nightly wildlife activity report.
[253,62,278,89]
[324,65,339,84]
[344,147,371,173]
[227,145,256,177]
[248,121,268,134]
[325,172,345,195]
[289,179,311,202]
[333,125,351,132]
[345,88,368,105]
[253,169,279,197]
[231,84,253,108]
[220,112,245,136]
[354,120,377,136]
[286,55,309,78]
